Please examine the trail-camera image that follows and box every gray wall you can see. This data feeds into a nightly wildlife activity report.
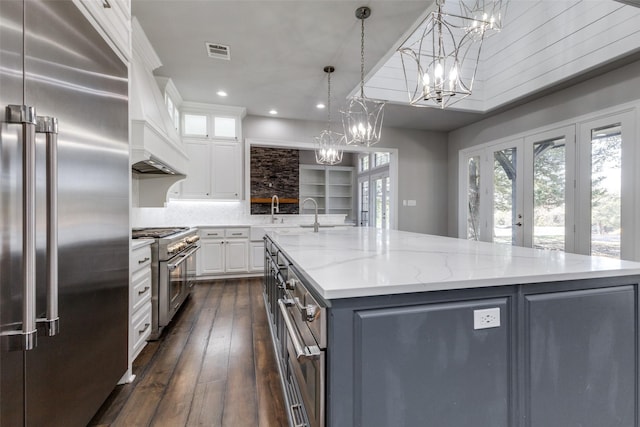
[447,58,640,237]
[243,115,449,235]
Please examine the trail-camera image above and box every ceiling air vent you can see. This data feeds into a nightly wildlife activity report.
[205,42,231,60]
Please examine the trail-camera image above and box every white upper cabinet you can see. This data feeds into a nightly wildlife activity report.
[73,0,131,63]
[171,103,246,200]
[176,140,242,200]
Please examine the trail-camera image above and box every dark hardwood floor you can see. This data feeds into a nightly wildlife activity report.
[89,278,288,427]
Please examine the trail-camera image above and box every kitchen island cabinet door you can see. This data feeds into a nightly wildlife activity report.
[524,286,636,427]
[353,298,510,427]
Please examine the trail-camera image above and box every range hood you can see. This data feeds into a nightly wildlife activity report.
[131,17,189,206]
[131,156,179,175]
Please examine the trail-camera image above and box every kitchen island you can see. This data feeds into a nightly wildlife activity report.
[264,227,640,427]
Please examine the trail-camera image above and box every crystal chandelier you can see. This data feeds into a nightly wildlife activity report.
[398,0,485,109]
[342,6,385,147]
[459,0,508,39]
[315,66,345,165]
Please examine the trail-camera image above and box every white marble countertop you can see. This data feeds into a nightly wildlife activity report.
[268,227,640,299]
[131,239,153,250]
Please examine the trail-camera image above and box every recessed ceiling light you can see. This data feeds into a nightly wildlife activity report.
[217,90,228,97]
[269,109,278,115]
[316,103,325,109]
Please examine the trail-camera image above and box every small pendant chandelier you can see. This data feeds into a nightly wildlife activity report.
[459,0,508,39]
[315,66,345,165]
[342,6,385,147]
[398,0,485,109]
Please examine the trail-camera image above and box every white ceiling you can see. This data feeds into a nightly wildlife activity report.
[132,0,640,132]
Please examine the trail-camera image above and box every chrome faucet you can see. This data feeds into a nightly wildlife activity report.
[271,195,280,224]
[301,197,319,232]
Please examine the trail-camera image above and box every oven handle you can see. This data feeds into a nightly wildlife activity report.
[167,246,200,271]
[277,299,321,361]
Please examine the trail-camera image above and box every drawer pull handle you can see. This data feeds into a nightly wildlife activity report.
[138,323,150,334]
[138,257,149,264]
[138,286,150,296]
[207,233,220,236]
[231,233,242,236]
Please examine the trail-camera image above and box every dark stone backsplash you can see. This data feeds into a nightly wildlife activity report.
[250,147,299,214]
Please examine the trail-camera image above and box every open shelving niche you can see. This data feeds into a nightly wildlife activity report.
[299,164,355,222]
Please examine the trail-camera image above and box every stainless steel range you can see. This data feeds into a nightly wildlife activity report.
[132,227,200,339]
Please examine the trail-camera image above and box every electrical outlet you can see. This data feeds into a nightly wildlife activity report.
[473,307,501,330]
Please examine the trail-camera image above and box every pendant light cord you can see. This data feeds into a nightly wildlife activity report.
[360,16,365,98]
[327,71,331,126]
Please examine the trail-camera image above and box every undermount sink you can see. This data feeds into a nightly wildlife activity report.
[251,224,345,240]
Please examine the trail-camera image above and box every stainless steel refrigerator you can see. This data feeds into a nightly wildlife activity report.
[0,1,129,425]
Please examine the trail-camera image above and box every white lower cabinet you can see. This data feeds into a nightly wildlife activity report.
[250,241,264,272]
[198,227,250,277]
[121,240,152,384]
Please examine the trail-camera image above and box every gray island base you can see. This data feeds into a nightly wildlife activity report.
[263,228,640,427]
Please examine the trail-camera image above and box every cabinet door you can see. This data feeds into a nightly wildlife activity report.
[225,240,248,273]
[211,142,241,199]
[250,242,265,272]
[199,239,225,274]
[75,0,131,62]
[181,141,211,198]
[354,298,510,427]
[524,286,636,427]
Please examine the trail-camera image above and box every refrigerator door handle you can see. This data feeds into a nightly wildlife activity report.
[36,116,60,337]
[2,105,38,351]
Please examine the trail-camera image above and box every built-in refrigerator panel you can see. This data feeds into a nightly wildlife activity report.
[0,1,129,425]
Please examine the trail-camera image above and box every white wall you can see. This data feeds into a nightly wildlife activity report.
[244,115,449,235]
[447,58,640,237]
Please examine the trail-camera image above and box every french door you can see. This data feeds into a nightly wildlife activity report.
[575,111,635,259]
[461,110,636,260]
[523,126,576,252]
[372,173,390,229]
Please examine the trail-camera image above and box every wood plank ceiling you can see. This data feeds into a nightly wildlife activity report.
[363,0,640,113]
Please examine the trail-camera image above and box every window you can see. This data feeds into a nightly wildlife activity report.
[165,94,180,132]
[182,112,238,139]
[184,113,208,136]
[374,152,390,167]
[166,96,174,119]
[359,154,369,172]
[214,116,237,138]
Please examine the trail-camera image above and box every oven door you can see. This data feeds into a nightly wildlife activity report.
[160,245,198,327]
[278,299,325,427]
[186,242,199,288]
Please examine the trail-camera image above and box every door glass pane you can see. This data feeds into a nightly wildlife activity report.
[493,148,517,244]
[590,124,621,258]
[385,177,390,229]
[360,180,369,226]
[467,155,481,240]
[533,138,565,250]
[375,178,383,228]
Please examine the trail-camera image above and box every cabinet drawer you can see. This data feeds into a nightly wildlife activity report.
[200,228,224,238]
[131,303,151,360]
[225,228,249,238]
[131,269,152,312]
[131,244,151,273]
